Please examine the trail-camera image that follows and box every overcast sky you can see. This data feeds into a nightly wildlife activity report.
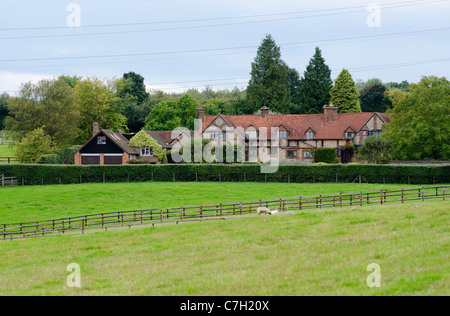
[0,0,449,94]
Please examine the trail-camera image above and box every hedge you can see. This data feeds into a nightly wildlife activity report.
[0,164,448,186]
[314,148,339,164]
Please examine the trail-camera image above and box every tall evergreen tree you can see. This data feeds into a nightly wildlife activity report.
[246,34,291,114]
[298,47,333,114]
[330,68,362,113]
[287,67,302,114]
[118,72,151,133]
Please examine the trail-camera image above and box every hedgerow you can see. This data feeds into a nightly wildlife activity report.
[0,164,448,186]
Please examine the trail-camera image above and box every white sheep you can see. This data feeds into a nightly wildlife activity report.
[257,207,279,216]
[257,207,271,215]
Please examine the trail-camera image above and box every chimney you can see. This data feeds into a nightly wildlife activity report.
[198,106,206,123]
[93,122,99,137]
[261,106,269,119]
[323,104,338,124]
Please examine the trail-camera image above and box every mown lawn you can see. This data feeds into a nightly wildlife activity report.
[0,182,440,224]
[0,199,448,296]
[0,142,14,158]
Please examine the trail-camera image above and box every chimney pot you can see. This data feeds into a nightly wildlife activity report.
[93,122,99,137]
[198,106,206,123]
[261,106,269,119]
[323,104,338,123]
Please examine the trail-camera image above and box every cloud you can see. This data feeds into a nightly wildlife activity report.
[0,72,55,95]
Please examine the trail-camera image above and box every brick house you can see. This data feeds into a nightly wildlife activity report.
[199,105,390,163]
[74,123,173,165]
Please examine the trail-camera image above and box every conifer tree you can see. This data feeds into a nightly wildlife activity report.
[330,68,362,113]
[247,34,291,114]
[298,47,333,114]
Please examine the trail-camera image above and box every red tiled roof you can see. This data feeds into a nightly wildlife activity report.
[202,112,388,140]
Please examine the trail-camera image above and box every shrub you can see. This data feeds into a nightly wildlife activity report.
[359,136,393,164]
[37,145,80,164]
[129,130,166,163]
[314,148,339,164]
[14,128,53,163]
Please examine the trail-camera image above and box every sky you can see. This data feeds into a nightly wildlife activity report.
[0,0,449,95]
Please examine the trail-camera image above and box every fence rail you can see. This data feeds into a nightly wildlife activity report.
[1,185,448,241]
[0,157,16,164]
[1,174,17,187]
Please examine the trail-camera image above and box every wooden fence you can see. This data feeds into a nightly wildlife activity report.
[0,157,16,164]
[1,174,18,187]
[0,185,448,241]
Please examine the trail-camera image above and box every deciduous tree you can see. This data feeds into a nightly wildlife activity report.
[384,76,450,160]
[5,78,79,147]
[75,77,127,142]
[0,93,9,130]
[359,83,392,112]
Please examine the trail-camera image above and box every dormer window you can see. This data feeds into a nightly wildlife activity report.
[141,147,153,157]
[278,130,288,140]
[97,136,106,145]
[246,129,257,140]
[345,132,355,139]
[306,131,315,140]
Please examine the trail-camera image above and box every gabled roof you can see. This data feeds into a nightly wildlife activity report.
[144,131,173,149]
[202,112,389,141]
[75,130,140,155]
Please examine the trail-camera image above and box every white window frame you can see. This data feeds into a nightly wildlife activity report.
[246,130,257,140]
[97,136,106,145]
[141,147,154,157]
[306,131,314,140]
[278,130,288,140]
[345,132,355,139]
[303,150,314,158]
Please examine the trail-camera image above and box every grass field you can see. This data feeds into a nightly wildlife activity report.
[0,142,14,158]
[0,199,448,296]
[0,182,442,224]
[0,182,448,296]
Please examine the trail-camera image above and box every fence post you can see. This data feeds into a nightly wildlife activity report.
[401,189,404,204]
[1,174,4,188]
[443,186,446,201]
[360,191,363,207]
[422,187,425,202]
